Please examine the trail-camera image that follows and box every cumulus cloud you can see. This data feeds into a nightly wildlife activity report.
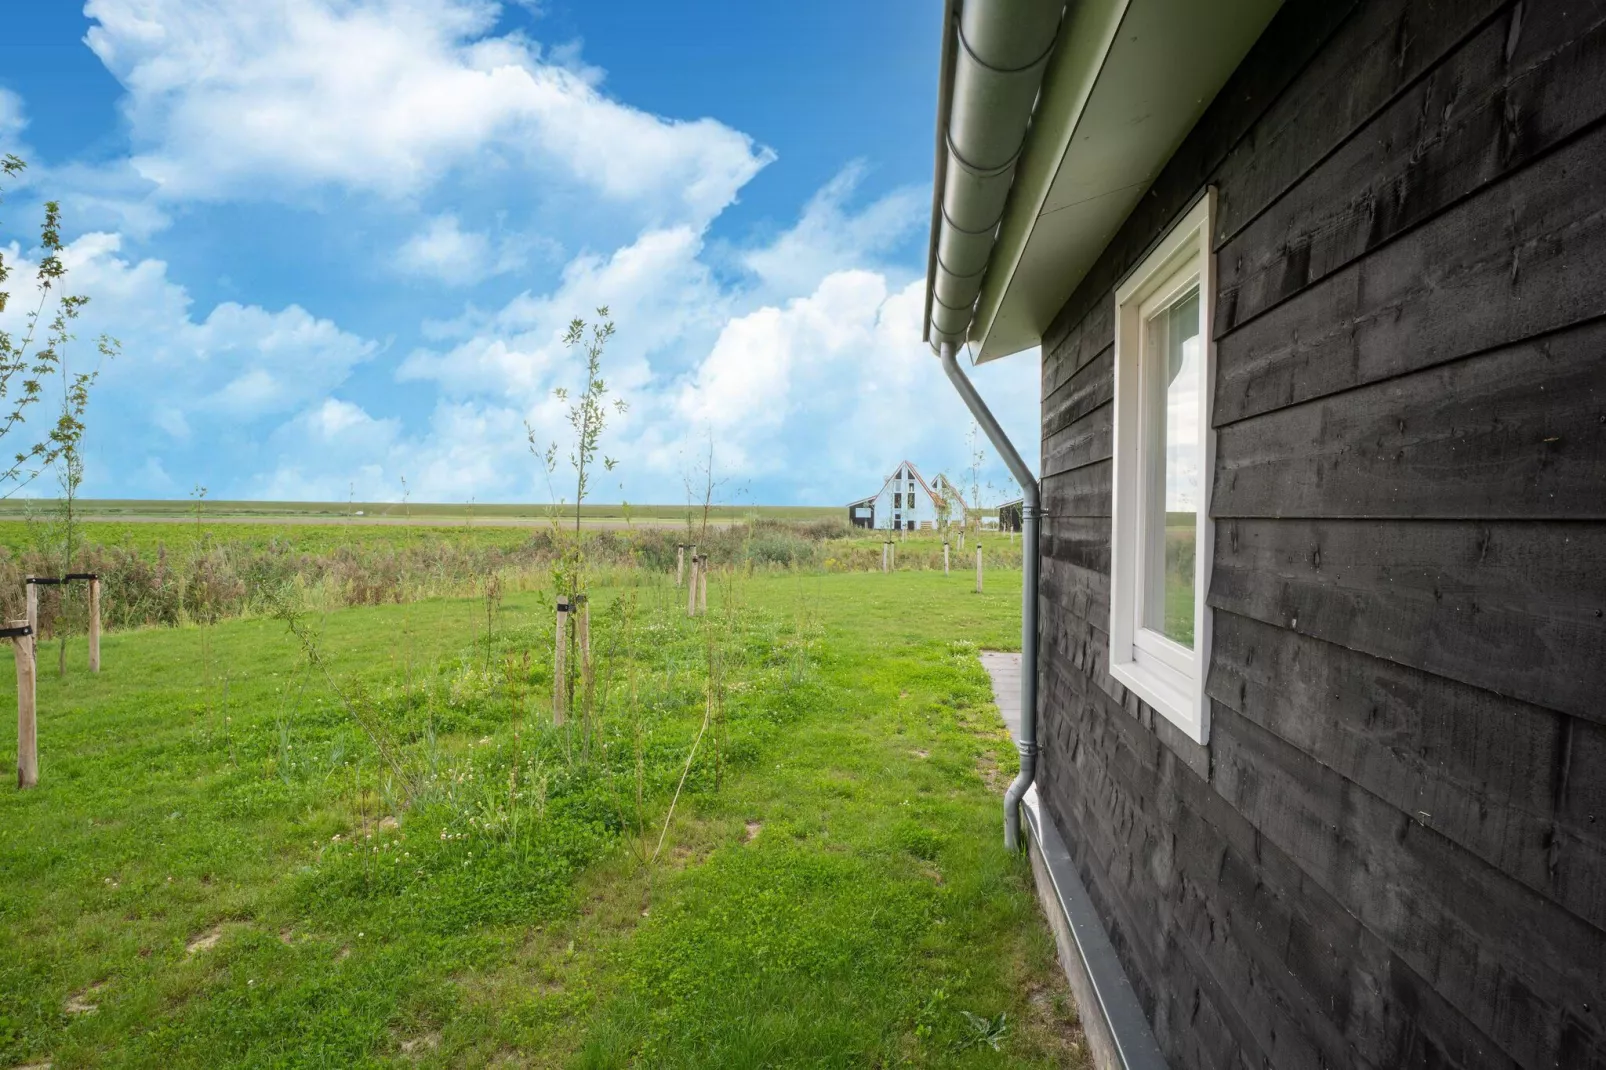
[255,397,536,503]
[377,168,1036,504]
[740,162,925,296]
[0,88,26,147]
[395,213,536,285]
[83,0,774,224]
[400,225,728,400]
[0,233,378,495]
[668,271,1038,496]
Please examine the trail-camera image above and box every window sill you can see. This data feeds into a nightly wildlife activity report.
[1109,656,1207,744]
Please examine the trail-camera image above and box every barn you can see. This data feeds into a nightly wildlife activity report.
[922,0,1606,1068]
[846,461,948,531]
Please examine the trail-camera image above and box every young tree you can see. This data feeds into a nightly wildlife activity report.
[49,348,106,676]
[0,156,115,496]
[966,421,986,538]
[529,307,625,596]
[539,309,623,537]
[4,156,117,674]
[528,308,624,744]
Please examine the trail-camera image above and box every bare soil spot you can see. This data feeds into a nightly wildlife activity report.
[1024,983,1089,1062]
[976,748,1004,792]
[744,820,763,842]
[912,749,929,759]
[399,1033,439,1059]
[185,926,224,956]
[64,984,104,1015]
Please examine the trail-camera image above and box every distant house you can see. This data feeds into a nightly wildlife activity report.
[846,461,945,531]
[996,498,1023,533]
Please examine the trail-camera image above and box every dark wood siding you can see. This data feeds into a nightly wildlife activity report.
[1034,1,1606,1067]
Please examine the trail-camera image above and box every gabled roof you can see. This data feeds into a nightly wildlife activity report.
[848,461,939,508]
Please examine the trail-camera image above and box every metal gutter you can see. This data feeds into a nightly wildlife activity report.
[968,0,1129,356]
[921,0,961,345]
[924,0,1067,351]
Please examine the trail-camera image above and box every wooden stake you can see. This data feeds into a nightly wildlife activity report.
[975,544,984,594]
[88,578,101,674]
[13,622,35,789]
[687,555,700,617]
[578,596,593,724]
[890,541,896,570]
[698,556,708,614]
[553,598,569,725]
[676,544,685,587]
[24,580,37,668]
[944,542,950,575]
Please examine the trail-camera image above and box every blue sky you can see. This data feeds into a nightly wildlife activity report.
[0,0,1039,505]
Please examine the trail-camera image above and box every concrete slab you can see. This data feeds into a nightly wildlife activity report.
[979,650,1023,743]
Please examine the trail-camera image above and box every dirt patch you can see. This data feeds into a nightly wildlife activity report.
[744,821,763,842]
[185,926,224,956]
[356,814,401,839]
[976,748,1004,792]
[399,1033,439,1058]
[65,983,104,1015]
[1024,983,1089,1063]
[912,749,929,759]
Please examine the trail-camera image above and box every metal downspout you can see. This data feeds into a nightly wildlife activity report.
[939,342,1038,850]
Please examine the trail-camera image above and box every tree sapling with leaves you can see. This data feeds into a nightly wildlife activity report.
[528,307,625,737]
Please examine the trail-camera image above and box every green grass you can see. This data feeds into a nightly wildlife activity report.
[0,518,541,557]
[0,570,1085,1067]
[0,499,840,525]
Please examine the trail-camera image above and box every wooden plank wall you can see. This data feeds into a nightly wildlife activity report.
[1034,1,1606,1066]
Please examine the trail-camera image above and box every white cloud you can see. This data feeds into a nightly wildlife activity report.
[0,88,26,147]
[84,0,774,224]
[400,224,728,399]
[377,169,1035,504]
[0,233,377,458]
[394,213,550,285]
[740,162,925,296]
[256,396,534,503]
[667,271,1039,495]
[398,214,493,284]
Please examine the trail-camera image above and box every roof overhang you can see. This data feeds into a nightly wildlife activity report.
[924,0,1282,363]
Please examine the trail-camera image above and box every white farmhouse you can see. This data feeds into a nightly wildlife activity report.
[846,461,948,531]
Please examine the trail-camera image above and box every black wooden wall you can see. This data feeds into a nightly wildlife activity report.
[1034,1,1606,1066]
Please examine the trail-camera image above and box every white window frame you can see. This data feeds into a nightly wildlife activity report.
[1109,189,1215,745]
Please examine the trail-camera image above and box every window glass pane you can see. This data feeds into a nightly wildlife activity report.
[1142,286,1200,647]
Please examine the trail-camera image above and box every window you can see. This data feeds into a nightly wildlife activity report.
[1110,190,1215,745]
[894,492,903,508]
[909,493,918,510]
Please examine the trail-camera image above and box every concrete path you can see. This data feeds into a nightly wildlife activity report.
[979,650,1023,743]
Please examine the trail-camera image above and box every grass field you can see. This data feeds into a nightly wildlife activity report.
[0,566,1085,1068]
[0,499,842,529]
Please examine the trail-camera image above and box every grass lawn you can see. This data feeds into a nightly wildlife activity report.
[0,569,1086,1067]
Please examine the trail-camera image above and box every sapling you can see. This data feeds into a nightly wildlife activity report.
[528,307,624,752]
[0,157,118,497]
